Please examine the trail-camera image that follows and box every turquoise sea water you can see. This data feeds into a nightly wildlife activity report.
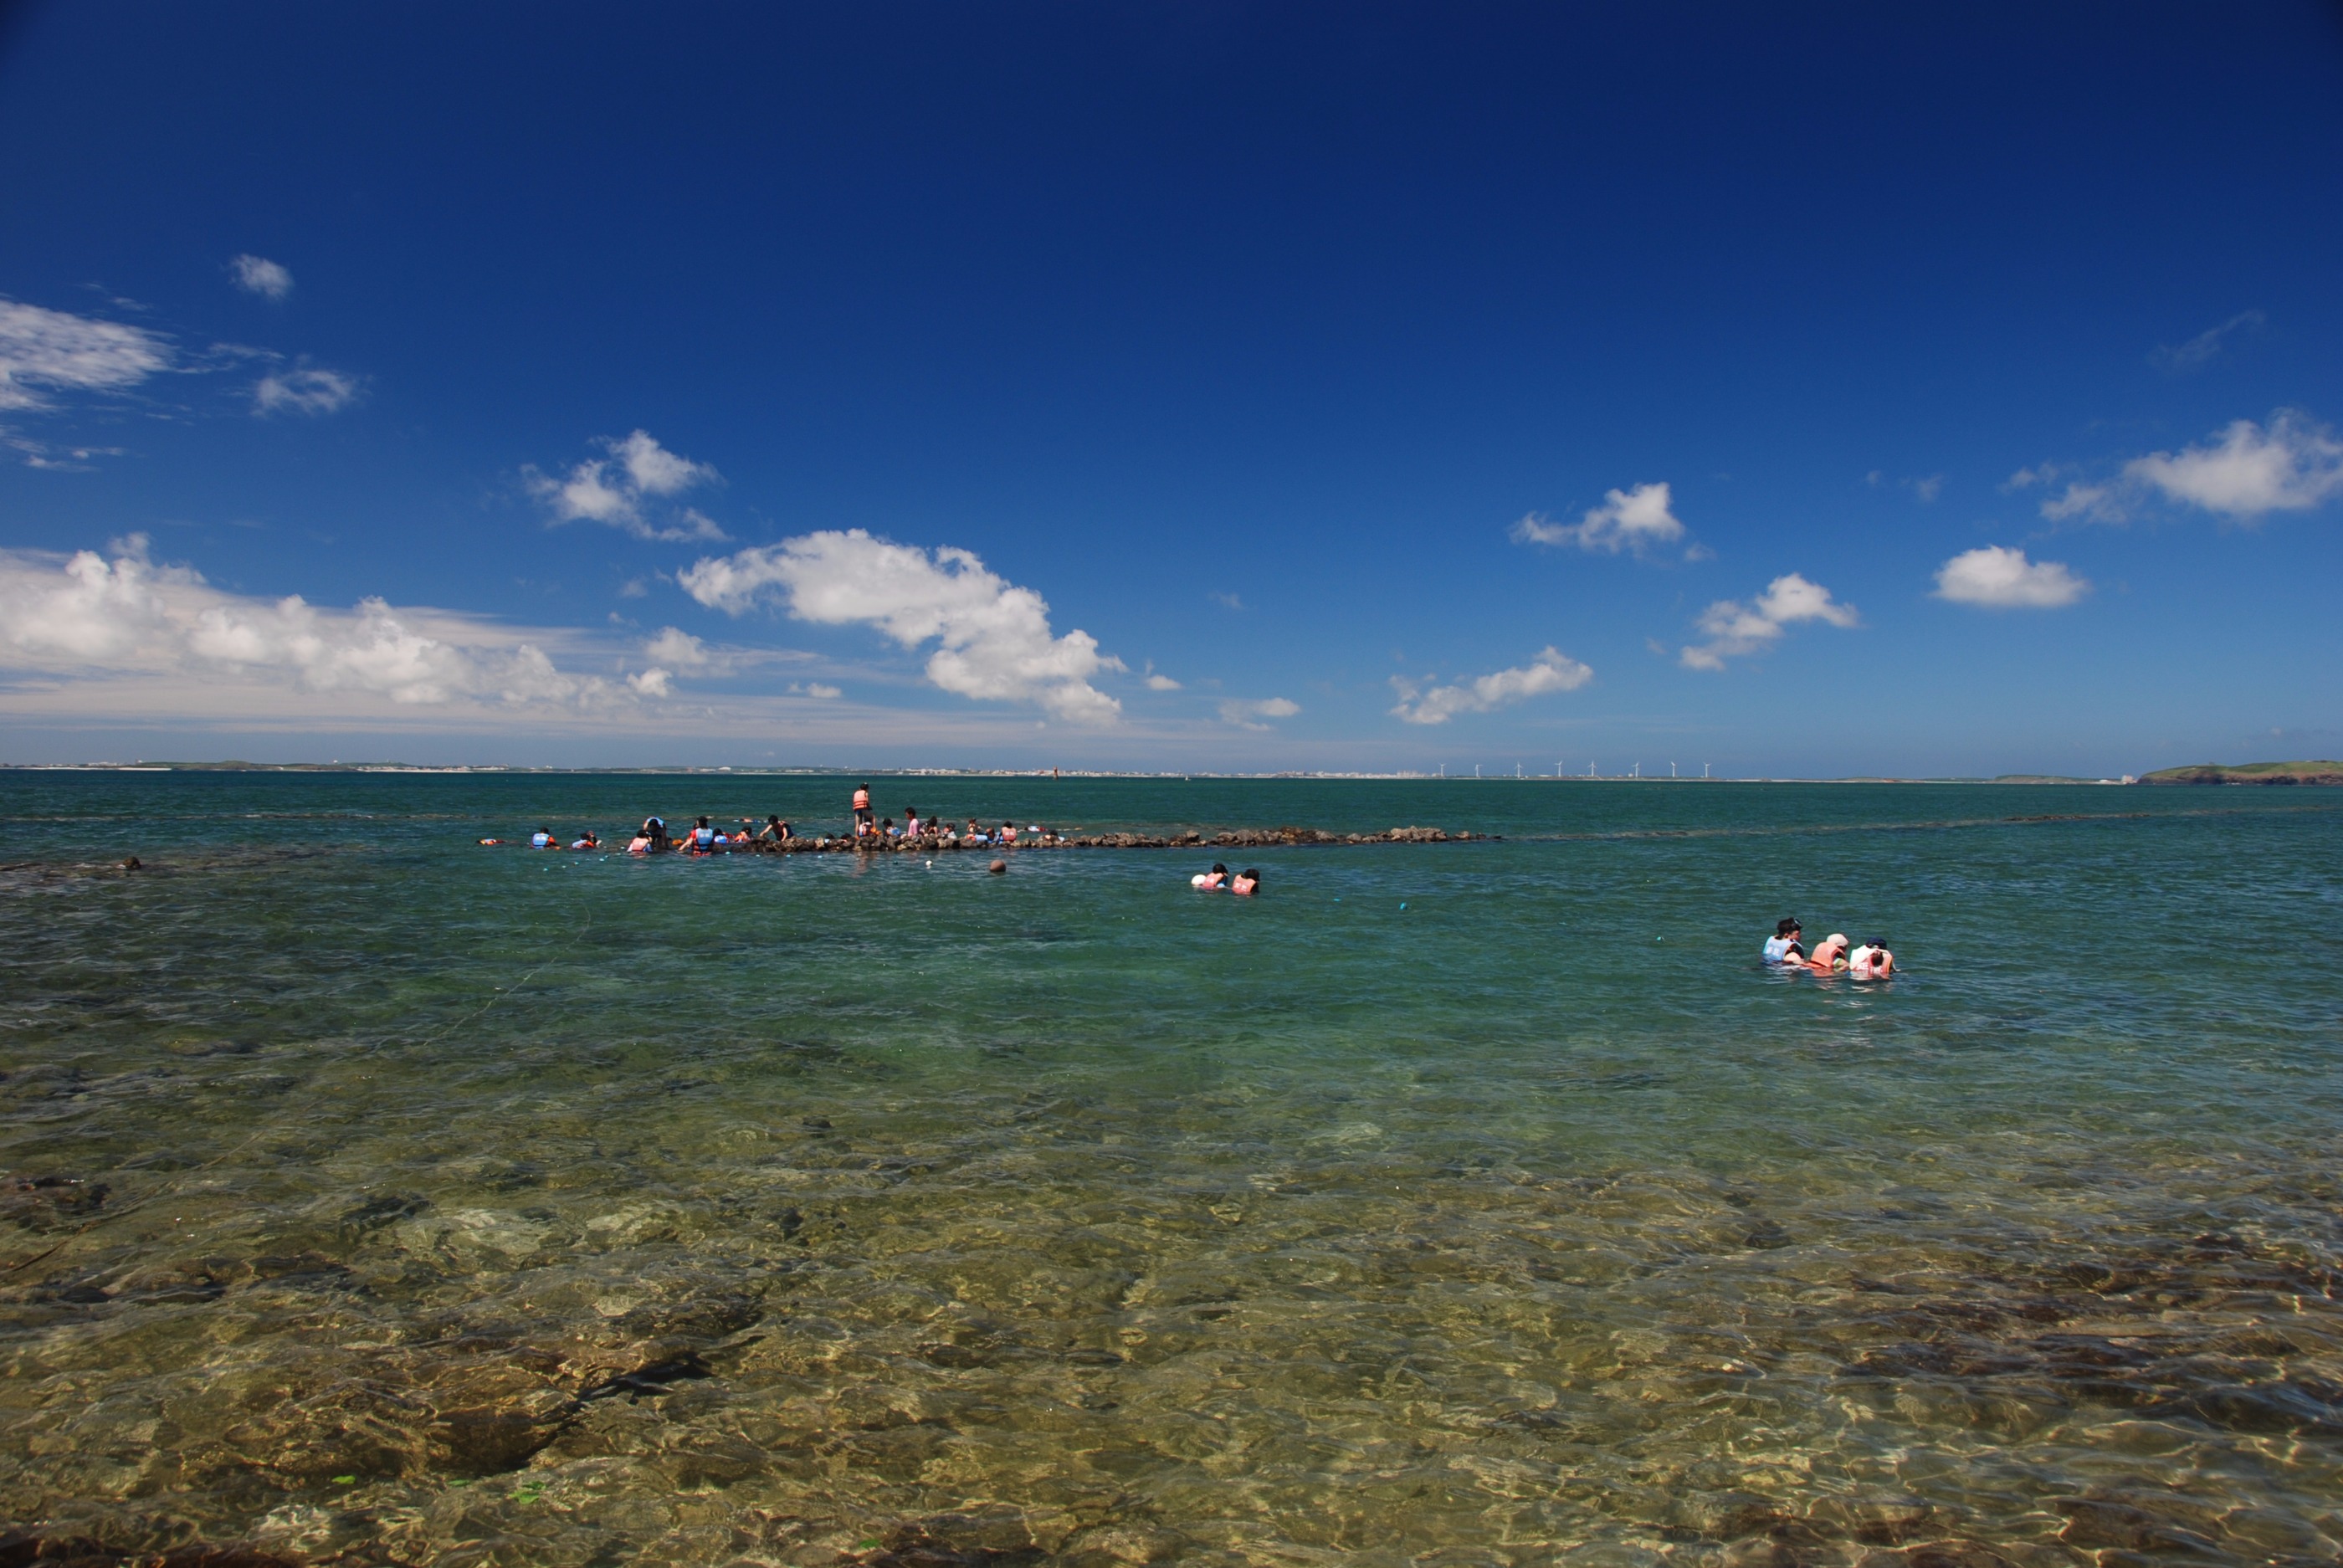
[2,773,2338,1567]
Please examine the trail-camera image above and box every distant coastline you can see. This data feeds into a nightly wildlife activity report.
[2,759,2335,782]
[2137,761,2343,787]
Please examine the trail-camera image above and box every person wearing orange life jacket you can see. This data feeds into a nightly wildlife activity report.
[530,828,556,849]
[1846,940,1894,980]
[1191,862,1228,891]
[1805,933,1851,974]
[851,784,873,835]
[1230,868,1260,895]
[998,822,1018,845]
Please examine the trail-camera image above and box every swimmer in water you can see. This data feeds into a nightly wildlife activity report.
[625,829,653,854]
[1762,917,1803,965]
[1805,933,1850,974]
[1192,862,1229,891]
[530,828,556,849]
[682,815,717,853]
[1231,868,1260,895]
[570,831,600,850]
[1846,940,1894,980]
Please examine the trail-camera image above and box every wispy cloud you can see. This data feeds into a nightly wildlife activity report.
[526,430,728,541]
[229,255,294,302]
[1145,673,1182,691]
[679,529,1123,725]
[0,299,172,412]
[254,364,361,417]
[2016,410,2343,525]
[0,536,649,714]
[1513,481,1700,560]
[1219,696,1299,730]
[1679,573,1858,670]
[1933,546,2089,609]
[1210,590,1245,611]
[1388,647,1592,725]
[2151,310,2264,373]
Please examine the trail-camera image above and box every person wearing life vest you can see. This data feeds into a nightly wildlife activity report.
[756,815,792,844]
[998,821,1018,845]
[1191,862,1228,891]
[1806,933,1850,973]
[852,785,873,834]
[1762,917,1804,965]
[1231,868,1260,895]
[1846,940,1894,980]
[570,832,599,850]
[530,828,556,849]
[686,815,718,853]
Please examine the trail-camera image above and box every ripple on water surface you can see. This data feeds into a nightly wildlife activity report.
[0,776,2338,1566]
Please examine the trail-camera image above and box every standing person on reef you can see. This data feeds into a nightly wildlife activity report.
[903,806,922,838]
[1763,918,1804,965]
[851,784,873,835]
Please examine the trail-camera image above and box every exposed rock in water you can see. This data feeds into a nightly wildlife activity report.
[0,1535,301,1568]
[729,823,1489,854]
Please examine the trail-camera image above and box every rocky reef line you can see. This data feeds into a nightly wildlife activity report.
[744,824,1484,853]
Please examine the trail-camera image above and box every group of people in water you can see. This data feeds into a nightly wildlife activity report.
[1764,917,1894,979]
[1191,863,1261,895]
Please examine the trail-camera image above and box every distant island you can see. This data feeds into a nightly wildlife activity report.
[2139,760,2343,787]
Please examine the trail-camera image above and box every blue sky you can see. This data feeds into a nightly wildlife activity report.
[2,3,2339,774]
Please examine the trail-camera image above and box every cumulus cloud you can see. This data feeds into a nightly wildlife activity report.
[1933,546,2090,610]
[1144,673,1182,691]
[0,299,172,412]
[1679,572,1859,670]
[2152,310,2263,373]
[1388,647,1593,725]
[1513,482,1695,559]
[679,529,1123,724]
[2124,411,2343,519]
[0,537,639,712]
[230,255,294,301]
[254,365,361,417]
[526,431,728,541]
[2015,411,2343,525]
[1219,696,1299,730]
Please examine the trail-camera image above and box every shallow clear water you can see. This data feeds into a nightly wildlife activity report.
[2,773,2338,1567]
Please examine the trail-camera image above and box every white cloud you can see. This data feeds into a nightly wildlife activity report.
[644,627,710,668]
[230,255,294,301]
[627,668,674,698]
[796,682,842,700]
[679,529,1123,725]
[1211,590,1245,611]
[1909,474,1944,504]
[0,537,638,713]
[1219,696,1299,730]
[526,431,728,541]
[2152,310,2263,373]
[1933,546,2090,610]
[1679,572,1859,670]
[2123,410,2343,519]
[1513,482,1692,559]
[0,299,172,411]
[254,365,361,417]
[1388,646,1592,725]
[1144,673,1182,691]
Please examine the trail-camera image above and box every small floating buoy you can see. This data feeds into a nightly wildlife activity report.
[988,858,1007,874]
